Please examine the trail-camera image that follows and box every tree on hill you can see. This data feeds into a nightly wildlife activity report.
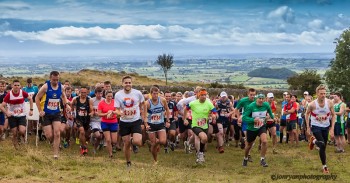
[247,67,297,79]
[287,69,322,95]
[325,28,350,100]
[156,53,174,85]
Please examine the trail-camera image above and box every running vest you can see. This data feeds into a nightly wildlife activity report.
[0,91,7,114]
[91,97,103,123]
[76,96,90,121]
[147,97,165,124]
[217,99,231,119]
[44,81,62,114]
[267,101,276,123]
[334,102,344,124]
[8,90,26,117]
[310,99,331,128]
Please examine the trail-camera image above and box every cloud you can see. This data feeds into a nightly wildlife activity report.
[1,24,343,47]
[268,6,295,23]
[0,1,31,10]
[308,19,325,30]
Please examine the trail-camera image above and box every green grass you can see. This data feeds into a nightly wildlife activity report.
[0,135,349,182]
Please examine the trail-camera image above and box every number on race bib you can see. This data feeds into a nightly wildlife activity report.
[47,99,60,110]
[151,114,161,123]
[254,118,264,129]
[196,118,207,127]
[123,108,136,119]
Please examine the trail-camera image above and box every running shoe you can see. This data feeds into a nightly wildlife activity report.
[242,158,248,167]
[260,159,268,167]
[309,136,316,150]
[218,146,224,154]
[323,167,330,174]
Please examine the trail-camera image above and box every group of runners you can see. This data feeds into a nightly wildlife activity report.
[0,71,349,174]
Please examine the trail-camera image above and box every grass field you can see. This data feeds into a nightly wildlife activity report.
[0,134,349,183]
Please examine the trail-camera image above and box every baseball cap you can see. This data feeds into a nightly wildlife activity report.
[283,92,288,95]
[257,93,265,98]
[267,93,274,98]
[220,91,228,97]
[188,91,195,97]
[303,91,309,95]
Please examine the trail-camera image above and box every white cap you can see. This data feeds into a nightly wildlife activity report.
[304,91,309,95]
[220,91,228,97]
[283,92,288,95]
[267,93,274,98]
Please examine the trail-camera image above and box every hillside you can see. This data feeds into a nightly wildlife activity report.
[247,67,297,79]
[0,69,171,87]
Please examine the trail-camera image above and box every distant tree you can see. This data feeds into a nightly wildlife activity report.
[248,67,297,79]
[287,69,322,95]
[156,54,174,85]
[325,28,350,100]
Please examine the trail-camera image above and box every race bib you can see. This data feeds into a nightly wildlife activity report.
[78,109,87,116]
[13,107,24,116]
[28,92,35,98]
[47,99,60,110]
[150,113,162,123]
[196,118,207,127]
[93,106,98,116]
[254,118,264,128]
[286,114,291,120]
[316,115,328,123]
[169,109,173,118]
[123,107,136,120]
[220,110,227,117]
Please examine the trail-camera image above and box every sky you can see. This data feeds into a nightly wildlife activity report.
[0,0,349,57]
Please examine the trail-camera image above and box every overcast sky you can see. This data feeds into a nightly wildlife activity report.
[0,0,349,57]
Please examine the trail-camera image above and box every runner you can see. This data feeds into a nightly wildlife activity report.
[0,80,8,140]
[346,100,350,144]
[183,88,217,164]
[164,90,178,153]
[71,86,93,155]
[90,87,104,154]
[144,86,170,163]
[60,86,74,148]
[305,84,335,174]
[279,92,288,143]
[242,93,274,167]
[333,92,346,153]
[214,91,234,153]
[0,79,33,149]
[235,88,256,161]
[114,75,144,167]
[35,71,71,159]
[266,92,278,153]
[283,94,299,146]
[22,78,39,136]
[98,90,119,158]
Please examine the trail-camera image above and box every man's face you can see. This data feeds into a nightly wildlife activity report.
[65,89,72,97]
[176,94,182,101]
[306,96,312,103]
[122,78,132,91]
[104,84,112,91]
[333,95,339,102]
[285,95,291,102]
[0,83,5,92]
[80,88,88,97]
[27,82,32,87]
[317,89,327,101]
[151,91,158,100]
[64,82,70,88]
[165,93,171,102]
[256,97,264,106]
[95,91,103,99]
[248,91,256,101]
[50,75,59,86]
[199,94,206,101]
[13,82,20,92]
[268,97,273,103]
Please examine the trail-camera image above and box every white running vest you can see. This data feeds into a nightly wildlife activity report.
[310,99,330,128]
